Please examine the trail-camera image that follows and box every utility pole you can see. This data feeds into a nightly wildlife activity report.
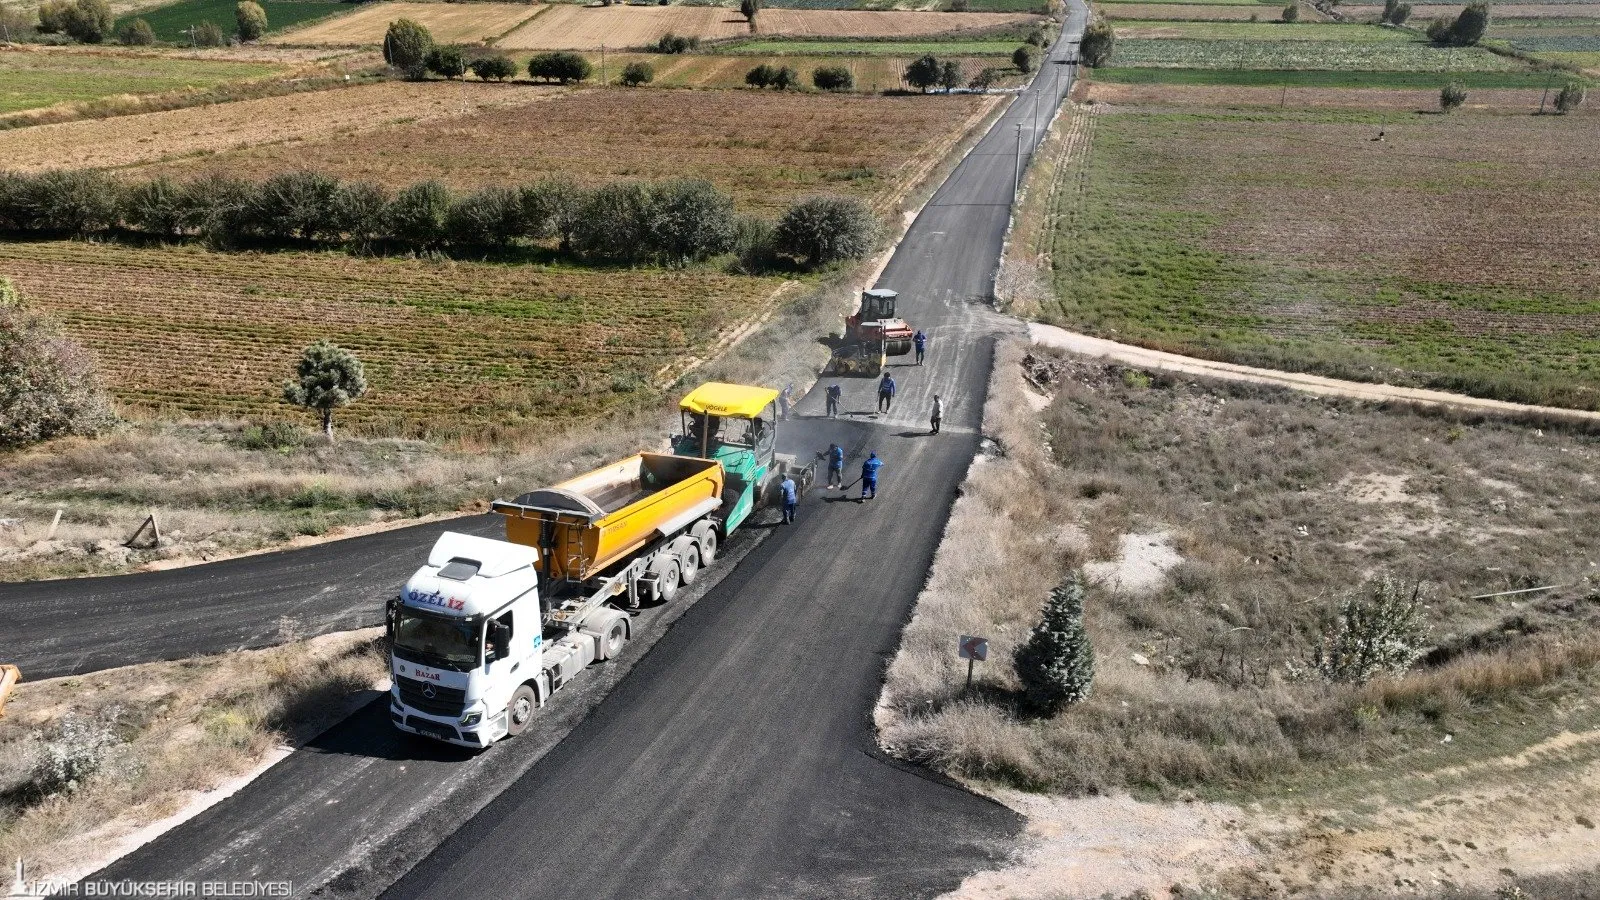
[601,43,606,86]
[1013,122,1023,197]
[1538,72,1554,114]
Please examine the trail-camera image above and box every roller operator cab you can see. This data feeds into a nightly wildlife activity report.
[386,531,629,748]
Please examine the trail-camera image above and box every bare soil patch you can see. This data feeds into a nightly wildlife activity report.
[1085,79,1580,111]
[278,1,543,46]
[0,80,554,172]
[497,4,1040,49]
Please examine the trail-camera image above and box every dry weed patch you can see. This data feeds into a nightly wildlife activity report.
[0,630,386,881]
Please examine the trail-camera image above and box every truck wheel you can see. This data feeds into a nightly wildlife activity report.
[507,685,537,737]
[651,557,681,604]
[692,522,718,564]
[600,618,627,660]
[678,543,700,585]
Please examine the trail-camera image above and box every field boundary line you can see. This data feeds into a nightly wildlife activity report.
[653,279,803,388]
[1029,322,1600,423]
[486,3,550,47]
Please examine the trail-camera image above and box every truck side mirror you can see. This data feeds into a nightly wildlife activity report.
[488,620,511,661]
[384,596,399,642]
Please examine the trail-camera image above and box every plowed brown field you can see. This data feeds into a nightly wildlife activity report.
[496,5,1041,50]
[133,88,999,213]
[1101,3,1311,19]
[279,1,544,46]
[1086,80,1582,112]
[0,241,787,432]
[0,81,558,172]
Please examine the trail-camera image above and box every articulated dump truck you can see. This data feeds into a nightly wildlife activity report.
[387,383,815,748]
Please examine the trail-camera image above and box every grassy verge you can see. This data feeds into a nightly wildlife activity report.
[880,340,1600,796]
[0,629,386,881]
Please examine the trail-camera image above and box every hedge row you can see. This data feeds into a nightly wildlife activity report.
[0,169,877,268]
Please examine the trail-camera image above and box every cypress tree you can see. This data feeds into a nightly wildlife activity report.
[1014,575,1095,714]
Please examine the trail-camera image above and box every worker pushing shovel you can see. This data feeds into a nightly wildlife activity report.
[859,452,882,501]
[826,443,845,489]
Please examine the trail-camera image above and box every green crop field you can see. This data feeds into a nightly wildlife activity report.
[1042,106,1600,410]
[1092,65,1568,86]
[115,0,353,42]
[719,39,1022,55]
[1100,0,1276,6]
[1116,21,1415,40]
[1109,36,1527,69]
[0,52,283,115]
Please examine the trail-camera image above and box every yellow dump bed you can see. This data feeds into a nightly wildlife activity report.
[492,453,724,583]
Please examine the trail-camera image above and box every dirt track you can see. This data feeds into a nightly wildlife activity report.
[1030,323,1600,422]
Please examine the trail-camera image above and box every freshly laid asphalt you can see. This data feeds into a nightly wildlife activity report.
[54,8,1089,896]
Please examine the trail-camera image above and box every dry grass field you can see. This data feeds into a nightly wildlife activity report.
[0,80,555,172]
[1046,101,1600,409]
[1101,2,1317,19]
[575,51,1024,90]
[277,1,544,46]
[133,88,998,213]
[496,4,1041,50]
[0,241,788,432]
[0,46,285,116]
[1085,79,1583,110]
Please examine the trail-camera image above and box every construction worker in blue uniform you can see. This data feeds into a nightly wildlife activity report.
[877,372,896,413]
[826,443,845,489]
[914,330,927,365]
[780,473,798,524]
[860,452,882,500]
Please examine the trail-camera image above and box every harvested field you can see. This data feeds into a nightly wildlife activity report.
[278,1,543,46]
[0,81,556,172]
[595,51,1025,89]
[496,4,1040,50]
[133,88,999,214]
[1092,64,1572,86]
[1109,35,1526,68]
[1047,103,1600,409]
[1102,3,1312,19]
[0,241,787,432]
[1085,79,1584,110]
[1111,20,1401,39]
[1385,1,1600,13]
[0,46,282,115]
[721,38,1020,53]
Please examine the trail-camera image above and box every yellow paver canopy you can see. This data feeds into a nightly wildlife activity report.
[678,382,778,419]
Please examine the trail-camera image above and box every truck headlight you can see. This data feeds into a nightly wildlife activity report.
[460,711,482,727]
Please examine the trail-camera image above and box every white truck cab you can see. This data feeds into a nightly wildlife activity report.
[387,532,632,749]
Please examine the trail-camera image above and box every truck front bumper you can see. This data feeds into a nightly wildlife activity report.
[390,702,505,749]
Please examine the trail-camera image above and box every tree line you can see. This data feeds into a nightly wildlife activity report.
[0,169,877,270]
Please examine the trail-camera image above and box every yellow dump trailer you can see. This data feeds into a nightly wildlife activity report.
[493,453,724,585]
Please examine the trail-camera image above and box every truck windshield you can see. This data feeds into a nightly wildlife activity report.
[393,609,479,671]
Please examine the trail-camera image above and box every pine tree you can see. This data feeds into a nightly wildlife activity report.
[1014,575,1095,714]
[283,340,367,439]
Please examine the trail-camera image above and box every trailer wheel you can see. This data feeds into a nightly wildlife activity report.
[691,522,718,564]
[507,685,537,737]
[678,543,701,586]
[651,556,681,604]
[600,618,628,660]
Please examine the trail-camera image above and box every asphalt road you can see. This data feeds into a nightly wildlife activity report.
[71,8,1089,896]
[0,515,501,679]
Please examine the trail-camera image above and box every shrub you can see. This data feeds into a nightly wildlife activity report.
[1440,79,1467,111]
[1450,0,1490,44]
[745,63,776,88]
[383,18,434,79]
[1281,2,1299,22]
[731,213,776,273]
[652,31,698,53]
[250,169,340,240]
[181,172,254,245]
[470,54,518,82]
[192,19,224,46]
[1314,573,1430,684]
[19,169,121,233]
[940,60,962,92]
[1389,1,1411,24]
[1025,23,1047,46]
[384,179,451,247]
[646,178,736,262]
[520,176,586,250]
[527,51,591,84]
[118,17,155,45]
[771,65,797,90]
[36,0,69,32]
[32,712,120,795]
[1014,575,1095,715]
[425,44,467,79]
[283,340,367,439]
[969,67,1000,91]
[773,194,876,268]
[122,175,187,236]
[0,279,114,449]
[740,0,760,23]
[573,181,653,261]
[813,65,853,91]
[1425,15,1451,42]
[330,179,389,247]
[1554,80,1587,114]
[905,54,941,92]
[235,0,266,41]
[619,60,654,86]
[1080,21,1114,67]
[55,0,111,42]
[1012,44,1037,74]
[445,185,524,247]
[239,421,304,451]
